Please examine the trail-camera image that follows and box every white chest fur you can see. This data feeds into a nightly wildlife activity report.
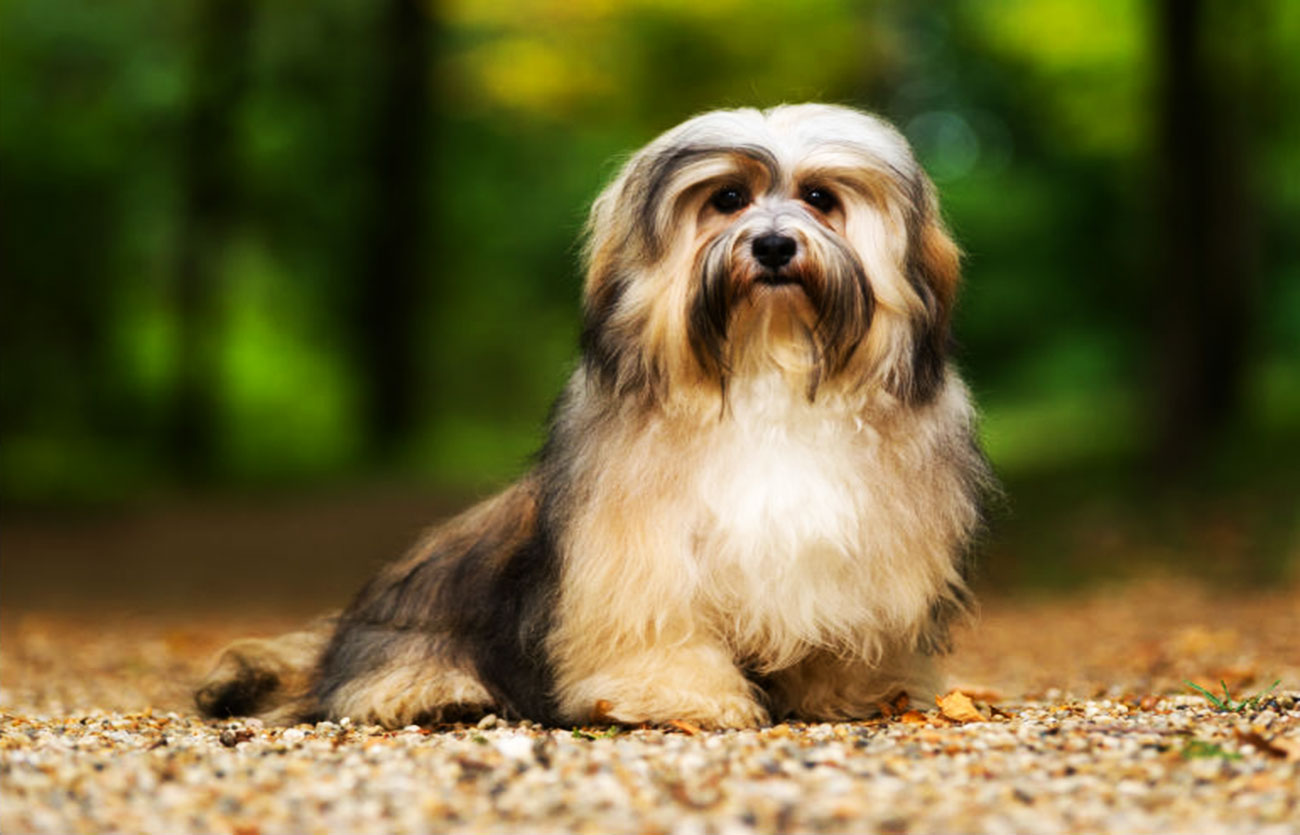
[688,372,961,670]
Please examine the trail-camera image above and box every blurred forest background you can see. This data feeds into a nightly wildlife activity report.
[2,0,1297,614]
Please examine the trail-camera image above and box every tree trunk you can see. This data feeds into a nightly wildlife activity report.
[1152,0,1257,469]
[171,0,252,480]
[354,0,435,463]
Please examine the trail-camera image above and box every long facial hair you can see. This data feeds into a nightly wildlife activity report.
[579,105,961,412]
[688,211,874,399]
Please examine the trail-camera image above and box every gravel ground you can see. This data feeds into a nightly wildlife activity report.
[2,578,1298,834]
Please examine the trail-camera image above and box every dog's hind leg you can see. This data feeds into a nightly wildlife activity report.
[306,481,543,726]
[195,616,335,725]
[313,630,495,726]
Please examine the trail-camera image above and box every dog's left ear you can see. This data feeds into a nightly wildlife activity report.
[902,182,962,404]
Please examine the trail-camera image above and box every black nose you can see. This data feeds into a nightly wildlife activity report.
[751,234,797,269]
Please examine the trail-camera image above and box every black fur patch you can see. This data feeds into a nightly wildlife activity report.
[687,235,736,379]
[579,268,657,399]
[638,143,780,255]
[195,660,281,719]
[917,582,973,656]
[808,238,873,382]
[896,177,951,406]
[446,526,561,722]
[311,484,563,724]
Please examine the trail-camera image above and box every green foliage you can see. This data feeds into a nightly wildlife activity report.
[1185,680,1282,714]
[2,0,1299,524]
[571,726,623,741]
[1179,739,1243,761]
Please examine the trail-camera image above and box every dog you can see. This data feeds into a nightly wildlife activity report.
[196,103,992,729]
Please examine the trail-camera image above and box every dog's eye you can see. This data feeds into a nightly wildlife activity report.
[802,187,837,213]
[709,187,750,214]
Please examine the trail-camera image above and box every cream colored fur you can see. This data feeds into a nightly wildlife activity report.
[549,368,978,727]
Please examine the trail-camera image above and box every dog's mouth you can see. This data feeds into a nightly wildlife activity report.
[755,269,802,288]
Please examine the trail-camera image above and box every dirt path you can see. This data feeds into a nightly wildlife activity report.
[2,578,1297,834]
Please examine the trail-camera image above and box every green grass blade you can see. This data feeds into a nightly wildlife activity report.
[1185,680,1229,710]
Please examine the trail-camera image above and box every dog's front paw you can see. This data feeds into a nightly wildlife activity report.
[593,688,769,730]
[559,646,770,729]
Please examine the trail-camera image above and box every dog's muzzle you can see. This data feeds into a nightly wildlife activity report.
[752,234,799,285]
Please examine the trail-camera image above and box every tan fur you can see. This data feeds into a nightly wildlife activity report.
[195,619,334,724]
[325,638,492,727]
[544,105,981,725]
[546,371,977,725]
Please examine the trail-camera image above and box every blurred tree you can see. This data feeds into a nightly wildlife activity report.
[2,0,1297,514]
[1152,0,1260,470]
[352,0,435,463]
[172,0,253,479]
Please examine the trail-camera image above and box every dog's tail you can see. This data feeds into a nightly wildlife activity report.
[194,616,335,724]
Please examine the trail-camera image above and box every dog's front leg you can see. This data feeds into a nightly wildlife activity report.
[543,495,768,729]
[552,636,768,729]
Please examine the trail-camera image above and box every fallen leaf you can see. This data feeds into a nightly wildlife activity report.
[876,692,910,718]
[899,710,929,724]
[1235,730,1286,759]
[590,700,614,723]
[1236,729,1300,761]
[666,719,701,736]
[1273,738,1300,763]
[948,686,1002,702]
[937,690,984,723]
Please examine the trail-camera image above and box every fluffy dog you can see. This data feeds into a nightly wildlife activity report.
[196,103,992,729]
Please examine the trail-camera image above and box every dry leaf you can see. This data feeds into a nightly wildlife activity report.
[877,692,910,718]
[1236,729,1300,761]
[591,699,614,723]
[937,690,985,723]
[666,719,701,736]
[988,704,1016,720]
[1272,737,1300,763]
[1235,730,1284,759]
[899,710,929,724]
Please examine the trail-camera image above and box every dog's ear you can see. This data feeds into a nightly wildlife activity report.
[577,157,671,401]
[916,210,961,319]
[901,184,962,404]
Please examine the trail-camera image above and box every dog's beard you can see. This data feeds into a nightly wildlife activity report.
[688,224,874,398]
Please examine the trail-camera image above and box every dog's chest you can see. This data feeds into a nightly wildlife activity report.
[691,381,895,575]
[679,374,948,665]
[694,408,868,557]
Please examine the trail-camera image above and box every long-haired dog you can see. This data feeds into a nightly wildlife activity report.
[196,103,992,729]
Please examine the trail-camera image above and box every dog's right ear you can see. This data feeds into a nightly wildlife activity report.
[901,180,962,405]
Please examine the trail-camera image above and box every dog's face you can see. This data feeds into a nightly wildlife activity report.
[581,103,961,407]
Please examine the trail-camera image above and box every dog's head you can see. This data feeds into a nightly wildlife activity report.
[581,103,960,407]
